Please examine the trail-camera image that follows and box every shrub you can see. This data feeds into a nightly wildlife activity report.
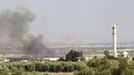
[12,62,24,69]
[0,71,9,75]
[87,58,102,68]
[0,65,10,75]
[128,61,134,69]
[100,69,112,75]
[35,62,43,72]
[24,62,35,72]
[121,68,134,75]
[75,68,94,75]
[42,63,50,72]
[73,62,88,71]
[49,62,63,72]
[11,68,23,75]
[63,63,74,72]
[35,62,50,72]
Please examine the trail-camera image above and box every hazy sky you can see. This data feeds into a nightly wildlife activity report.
[0,0,134,42]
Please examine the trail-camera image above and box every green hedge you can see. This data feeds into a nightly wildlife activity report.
[35,62,49,72]
[63,63,74,72]
[1,57,134,75]
[0,61,87,73]
[24,62,35,72]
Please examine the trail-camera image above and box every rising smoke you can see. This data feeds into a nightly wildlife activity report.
[0,8,34,40]
[23,34,48,57]
[0,8,49,58]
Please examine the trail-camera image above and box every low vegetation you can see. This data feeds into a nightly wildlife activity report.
[1,50,134,75]
[74,51,134,75]
[0,61,86,75]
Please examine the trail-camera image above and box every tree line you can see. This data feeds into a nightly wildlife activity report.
[0,50,134,75]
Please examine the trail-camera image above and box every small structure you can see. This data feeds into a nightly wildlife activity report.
[122,51,129,57]
[43,57,59,61]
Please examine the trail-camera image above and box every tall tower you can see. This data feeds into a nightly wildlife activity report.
[112,24,117,57]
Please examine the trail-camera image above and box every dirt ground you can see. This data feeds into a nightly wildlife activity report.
[48,72,73,75]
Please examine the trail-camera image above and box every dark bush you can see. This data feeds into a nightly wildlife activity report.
[73,62,87,71]
[35,62,43,72]
[87,58,102,68]
[66,50,83,61]
[24,62,35,72]
[76,68,94,75]
[49,62,63,72]
[63,63,74,72]
[34,62,50,72]
[42,63,50,72]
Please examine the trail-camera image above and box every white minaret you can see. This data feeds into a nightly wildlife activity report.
[112,24,117,57]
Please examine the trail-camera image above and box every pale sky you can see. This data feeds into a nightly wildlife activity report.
[0,0,134,42]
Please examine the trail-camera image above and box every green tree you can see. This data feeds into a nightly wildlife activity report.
[104,51,110,57]
[66,49,83,61]
[104,50,115,59]
[87,58,102,69]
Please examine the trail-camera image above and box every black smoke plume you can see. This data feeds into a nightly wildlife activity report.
[0,9,34,40]
[0,8,49,58]
[23,34,48,58]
